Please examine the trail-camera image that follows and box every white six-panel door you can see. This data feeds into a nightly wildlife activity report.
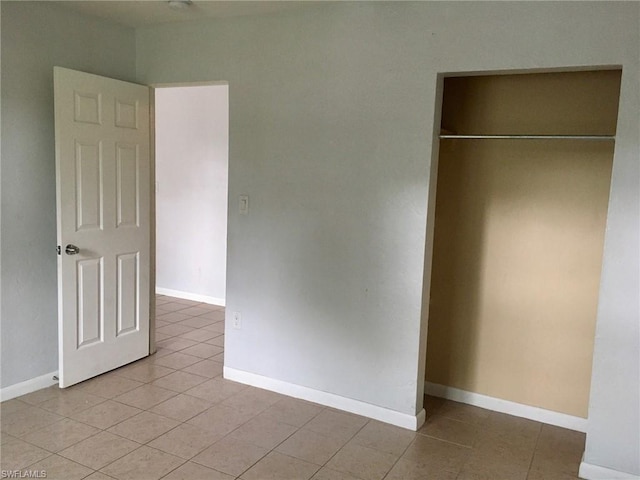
[54,67,150,388]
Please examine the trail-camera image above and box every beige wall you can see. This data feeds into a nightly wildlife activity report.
[426,71,620,418]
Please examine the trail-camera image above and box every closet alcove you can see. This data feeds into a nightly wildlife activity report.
[425,69,622,421]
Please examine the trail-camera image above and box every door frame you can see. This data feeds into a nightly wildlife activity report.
[148,80,229,355]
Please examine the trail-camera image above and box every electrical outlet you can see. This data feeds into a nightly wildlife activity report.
[232,311,242,330]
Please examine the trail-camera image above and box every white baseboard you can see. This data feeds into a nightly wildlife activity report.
[225,366,425,431]
[156,287,225,307]
[579,456,640,480]
[1,371,59,402]
[425,381,587,432]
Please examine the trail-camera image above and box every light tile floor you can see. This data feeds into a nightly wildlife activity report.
[0,295,586,480]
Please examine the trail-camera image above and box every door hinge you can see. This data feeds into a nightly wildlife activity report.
[57,245,61,255]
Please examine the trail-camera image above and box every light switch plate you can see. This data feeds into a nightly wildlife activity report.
[239,195,249,215]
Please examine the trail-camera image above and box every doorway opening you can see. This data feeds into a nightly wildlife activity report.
[421,69,622,431]
[151,83,229,349]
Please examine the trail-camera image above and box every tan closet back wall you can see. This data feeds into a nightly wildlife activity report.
[425,70,621,418]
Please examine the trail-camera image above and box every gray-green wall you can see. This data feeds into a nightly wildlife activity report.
[1,1,136,388]
[139,3,435,417]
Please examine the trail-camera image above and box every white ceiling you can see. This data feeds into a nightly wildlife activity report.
[50,1,316,28]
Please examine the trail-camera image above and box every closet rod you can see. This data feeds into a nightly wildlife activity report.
[439,134,615,141]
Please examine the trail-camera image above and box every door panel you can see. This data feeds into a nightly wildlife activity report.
[55,67,150,387]
[74,92,102,125]
[117,252,139,336]
[75,141,103,231]
[116,144,139,227]
[77,257,103,347]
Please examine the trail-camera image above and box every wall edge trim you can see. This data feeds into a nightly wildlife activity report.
[0,371,59,402]
[425,381,588,432]
[156,287,225,306]
[579,455,640,480]
[225,366,425,430]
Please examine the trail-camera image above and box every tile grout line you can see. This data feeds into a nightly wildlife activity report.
[453,409,490,480]
[525,422,544,479]
[380,430,419,480]
[230,396,332,478]
[309,415,372,480]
